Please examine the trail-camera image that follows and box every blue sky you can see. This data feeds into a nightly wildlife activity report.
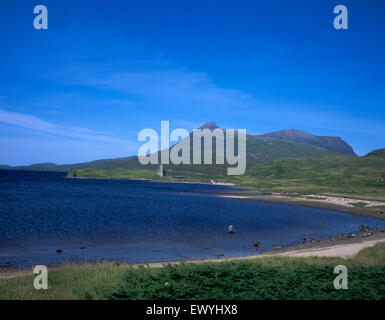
[0,0,384,165]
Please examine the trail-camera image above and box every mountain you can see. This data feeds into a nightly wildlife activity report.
[258,129,356,156]
[365,148,385,157]
[6,122,357,173]
[194,124,356,157]
[182,123,354,163]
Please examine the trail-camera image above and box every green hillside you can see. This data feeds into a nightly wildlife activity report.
[365,148,385,158]
[245,135,335,164]
[228,155,385,201]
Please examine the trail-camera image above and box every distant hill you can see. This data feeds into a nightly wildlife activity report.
[365,148,385,157]
[14,157,139,172]
[6,122,358,174]
[258,129,356,156]
[28,162,59,169]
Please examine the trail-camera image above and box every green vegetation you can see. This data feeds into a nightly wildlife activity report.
[0,264,127,300]
[245,135,336,164]
[1,243,385,300]
[70,168,161,180]
[228,155,385,201]
[365,148,385,158]
[68,168,206,182]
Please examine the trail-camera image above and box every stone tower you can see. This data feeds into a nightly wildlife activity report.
[157,164,165,177]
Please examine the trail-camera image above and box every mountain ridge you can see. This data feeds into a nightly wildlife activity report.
[188,122,355,156]
[257,128,356,156]
[2,122,359,172]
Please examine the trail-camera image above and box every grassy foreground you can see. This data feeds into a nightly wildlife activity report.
[1,243,385,300]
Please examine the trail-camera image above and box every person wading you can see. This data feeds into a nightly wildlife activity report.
[228,224,234,234]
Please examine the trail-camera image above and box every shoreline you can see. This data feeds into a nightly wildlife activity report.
[67,175,236,186]
[217,194,385,221]
[2,228,385,280]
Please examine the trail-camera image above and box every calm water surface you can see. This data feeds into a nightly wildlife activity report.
[0,170,384,268]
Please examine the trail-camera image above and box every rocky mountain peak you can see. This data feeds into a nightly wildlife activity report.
[198,122,221,130]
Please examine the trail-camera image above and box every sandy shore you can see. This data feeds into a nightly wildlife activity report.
[270,238,385,258]
[136,233,385,267]
[217,194,385,221]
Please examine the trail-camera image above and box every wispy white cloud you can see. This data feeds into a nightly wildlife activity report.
[69,69,259,112]
[0,108,134,145]
[21,93,136,113]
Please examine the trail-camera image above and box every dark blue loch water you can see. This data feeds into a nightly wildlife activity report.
[0,170,384,268]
